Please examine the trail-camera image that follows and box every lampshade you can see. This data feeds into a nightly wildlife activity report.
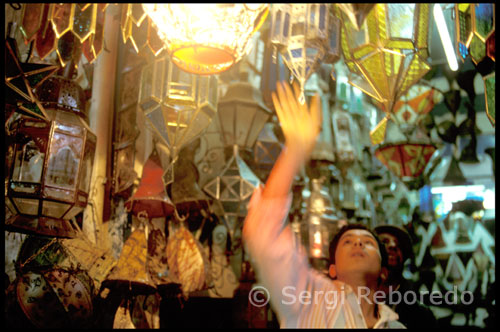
[124,149,174,219]
[216,76,272,149]
[455,4,495,64]
[104,228,157,294]
[338,4,431,133]
[138,55,218,170]
[270,4,341,99]
[141,4,269,74]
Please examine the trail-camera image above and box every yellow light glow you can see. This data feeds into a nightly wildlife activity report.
[142,4,269,74]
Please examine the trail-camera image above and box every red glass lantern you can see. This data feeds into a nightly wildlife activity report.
[124,149,174,219]
[375,142,436,179]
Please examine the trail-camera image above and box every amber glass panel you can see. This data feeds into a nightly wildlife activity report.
[21,3,45,43]
[78,141,95,194]
[51,3,75,38]
[42,201,71,219]
[13,198,40,216]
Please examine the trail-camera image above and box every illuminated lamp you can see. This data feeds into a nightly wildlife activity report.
[141,4,269,74]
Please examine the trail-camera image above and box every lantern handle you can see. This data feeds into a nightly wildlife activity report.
[173,207,189,224]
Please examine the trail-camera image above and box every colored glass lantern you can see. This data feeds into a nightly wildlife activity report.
[375,143,437,179]
[138,56,218,183]
[124,149,175,219]
[338,3,431,143]
[483,72,495,126]
[391,84,443,133]
[5,74,96,238]
[141,4,269,74]
[270,4,341,100]
[455,3,495,64]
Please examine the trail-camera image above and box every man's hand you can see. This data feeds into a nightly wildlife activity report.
[271,81,322,165]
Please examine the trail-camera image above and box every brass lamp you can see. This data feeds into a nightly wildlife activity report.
[141,4,269,74]
[6,72,96,238]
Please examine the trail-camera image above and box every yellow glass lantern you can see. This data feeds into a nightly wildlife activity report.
[338,4,431,144]
[141,4,269,74]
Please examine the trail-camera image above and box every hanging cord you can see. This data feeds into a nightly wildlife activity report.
[9,3,21,10]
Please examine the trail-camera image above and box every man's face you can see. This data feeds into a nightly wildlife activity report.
[378,232,403,269]
[333,229,382,279]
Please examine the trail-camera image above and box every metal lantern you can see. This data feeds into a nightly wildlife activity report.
[455,4,495,64]
[303,178,344,261]
[138,55,218,183]
[216,76,272,150]
[375,143,436,179]
[141,4,269,74]
[338,4,431,144]
[203,145,261,248]
[270,4,341,99]
[331,106,357,175]
[5,75,96,238]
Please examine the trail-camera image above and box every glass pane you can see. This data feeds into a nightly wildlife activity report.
[44,187,73,202]
[13,198,39,216]
[45,132,82,190]
[42,200,71,219]
[78,142,94,194]
[12,139,45,183]
[387,4,415,40]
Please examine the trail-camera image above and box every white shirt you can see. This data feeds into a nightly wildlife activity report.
[243,186,405,328]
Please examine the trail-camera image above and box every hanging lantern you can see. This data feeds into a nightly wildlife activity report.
[455,4,495,64]
[331,106,358,175]
[216,74,272,150]
[391,84,443,133]
[138,55,218,184]
[483,72,495,126]
[304,178,344,261]
[270,4,341,99]
[103,228,157,294]
[124,149,174,219]
[375,142,436,179]
[141,4,269,75]
[338,4,431,144]
[5,72,96,238]
[203,145,261,248]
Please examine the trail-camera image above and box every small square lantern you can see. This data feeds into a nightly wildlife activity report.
[5,75,96,238]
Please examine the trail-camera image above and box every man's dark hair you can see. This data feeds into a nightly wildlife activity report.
[328,223,388,268]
